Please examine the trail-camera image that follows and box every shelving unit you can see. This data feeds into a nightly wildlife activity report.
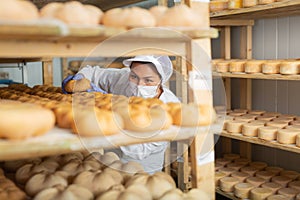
[213,72,300,81]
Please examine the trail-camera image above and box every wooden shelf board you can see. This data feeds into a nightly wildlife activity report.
[0,126,210,161]
[210,0,300,20]
[213,72,300,81]
[218,131,300,154]
[216,188,239,200]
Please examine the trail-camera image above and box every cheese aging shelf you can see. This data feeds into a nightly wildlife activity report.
[213,72,300,81]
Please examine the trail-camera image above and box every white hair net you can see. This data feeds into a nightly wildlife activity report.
[123,55,173,84]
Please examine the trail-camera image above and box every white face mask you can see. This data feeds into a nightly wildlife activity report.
[129,81,159,98]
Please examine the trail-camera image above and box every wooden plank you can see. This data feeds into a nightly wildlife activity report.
[42,59,53,85]
[212,72,300,81]
[210,0,300,20]
[211,20,254,26]
[224,27,231,59]
[177,143,190,191]
[240,141,252,160]
[219,131,300,154]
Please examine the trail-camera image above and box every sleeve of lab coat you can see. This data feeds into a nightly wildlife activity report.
[120,142,168,160]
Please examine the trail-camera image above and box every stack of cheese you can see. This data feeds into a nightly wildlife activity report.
[224,108,300,148]
[215,153,300,199]
[213,59,300,75]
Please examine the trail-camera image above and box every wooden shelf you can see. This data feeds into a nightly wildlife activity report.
[0,126,210,161]
[216,188,238,200]
[210,0,300,20]
[213,72,300,81]
[218,131,300,154]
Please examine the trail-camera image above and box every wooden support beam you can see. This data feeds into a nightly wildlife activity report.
[211,20,255,26]
[42,58,53,85]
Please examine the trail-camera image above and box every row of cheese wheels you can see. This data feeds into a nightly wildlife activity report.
[210,0,282,12]
[213,59,300,75]
[0,0,205,28]
[215,153,300,200]
[1,151,209,200]
[224,109,300,146]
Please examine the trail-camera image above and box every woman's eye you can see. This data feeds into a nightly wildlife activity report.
[145,79,153,83]
[130,74,138,79]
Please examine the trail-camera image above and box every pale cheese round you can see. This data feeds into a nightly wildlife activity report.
[215,171,227,186]
[267,194,288,200]
[261,182,282,194]
[280,170,300,180]
[234,158,251,166]
[256,170,276,181]
[229,112,246,117]
[249,110,266,115]
[229,60,246,73]
[249,161,268,170]
[250,187,273,200]
[258,126,279,141]
[288,181,300,190]
[241,166,258,176]
[286,125,300,130]
[219,167,236,176]
[243,114,260,118]
[265,166,284,175]
[277,188,299,199]
[231,171,250,182]
[262,61,281,74]
[219,177,239,192]
[280,61,300,75]
[250,120,267,125]
[271,176,293,187]
[245,60,264,73]
[243,0,258,7]
[216,61,230,73]
[216,158,232,166]
[242,123,265,137]
[234,182,255,199]
[223,153,240,161]
[226,120,245,133]
[266,121,289,129]
[272,118,293,123]
[277,129,300,144]
[246,177,266,187]
[263,112,281,117]
[226,163,244,171]
[235,116,256,122]
[257,116,276,121]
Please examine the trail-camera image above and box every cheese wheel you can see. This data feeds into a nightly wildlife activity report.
[219,167,236,176]
[250,120,267,125]
[209,0,229,12]
[226,120,245,133]
[266,121,289,129]
[278,114,296,119]
[277,188,299,199]
[272,118,293,123]
[234,182,254,199]
[296,134,300,147]
[228,0,242,9]
[288,181,300,190]
[249,110,266,115]
[249,161,268,170]
[243,114,260,118]
[226,163,244,171]
[149,5,168,22]
[265,166,284,175]
[242,123,265,137]
[219,177,239,192]
[290,121,300,126]
[277,129,300,144]
[0,0,39,21]
[245,60,264,73]
[215,163,223,171]
[258,126,279,141]
[243,0,258,7]
[234,158,251,166]
[257,116,276,121]
[280,61,300,75]
[272,176,293,187]
[251,188,273,200]
[216,61,230,73]
[229,60,246,73]
[256,171,276,181]
[246,177,266,187]
[280,170,300,180]
[223,153,240,161]
[261,182,282,194]
[286,125,300,130]
[229,112,245,117]
[267,194,287,200]
[235,116,255,122]
[211,59,224,71]
[216,158,232,166]
[231,171,250,182]
[241,166,258,176]
[215,171,227,186]
[262,61,281,74]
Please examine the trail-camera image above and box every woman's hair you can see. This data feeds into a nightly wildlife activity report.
[130,61,162,80]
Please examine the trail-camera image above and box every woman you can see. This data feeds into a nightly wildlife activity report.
[62,55,180,173]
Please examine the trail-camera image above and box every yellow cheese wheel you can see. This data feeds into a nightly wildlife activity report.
[262,61,281,74]
[288,181,300,191]
[226,163,244,171]
[267,194,288,200]
[250,188,273,200]
[261,182,282,194]
[219,177,239,192]
[296,134,300,147]
[211,59,224,71]
[249,110,266,115]
[277,129,300,144]
[231,171,250,182]
[223,153,240,161]
[216,158,232,166]
[245,60,264,73]
[216,61,230,73]
[266,121,289,129]
[228,0,242,9]
[229,60,246,73]
[277,188,299,199]
[234,182,255,199]
[265,166,284,175]
[215,171,227,186]
[246,177,266,187]
[256,170,276,181]
[280,170,300,180]
[242,123,265,137]
[241,166,258,176]
[258,126,279,141]
[209,0,229,12]
[243,0,258,7]
[249,161,268,170]
[234,158,251,166]
[226,120,245,133]
[219,167,236,176]
[280,61,300,75]
[257,116,276,121]
[271,176,293,187]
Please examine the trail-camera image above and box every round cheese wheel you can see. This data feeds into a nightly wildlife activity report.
[290,121,300,126]
[215,171,227,186]
[296,134,300,147]
[229,112,245,117]
[257,116,276,121]
[256,170,276,181]
[215,163,223,171]
[243,0,258,7]
[84,5,104,25]
[271,176,293,187]
[216,158,232,166]
[234,158,251,166]
[241,166,258,176]
[246,177,266,187]
[249,110,266,115]
[261,182,282,194]
[229,60,246,73]
[250,188,273,200]
[0,0,39,21]
[219,177,239,192]
[219,167,236,176]
[223,153,240,161]
[234,182,254,199]
[149,5,168,22]
[226,163,244,171]
[277,129,300,144]
[280,61,300,75]
[272,118,293,123]
[288,181,300,191]
[242,123,265,137]
[211,59,224,71]
[262,61,281,74]
[226,120,245,133]
[235,116,256,122]
[267,194,287,200]
[278,114,296,119]
[245,60,264,73]
[216,61,230,73]
[280,170,300,180]
[266,121,289,129]
[243,113,260,118]
[40,2,63,18]
[228,0,242,9]
[231,171,250,182]
[286,125,300,130]
[277,188,299,199]
[265,166,283,175]
[250,120,267,125]
[210,0,229,12]
[123,7,156,28]
[249,161,268,170]
[258,126,279,141]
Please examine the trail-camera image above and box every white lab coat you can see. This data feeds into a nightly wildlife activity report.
[78,65,180,173]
